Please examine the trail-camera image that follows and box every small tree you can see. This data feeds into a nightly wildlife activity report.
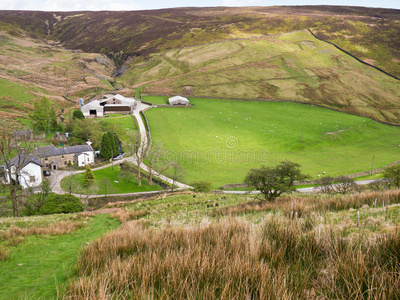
[383,165,400,189]
[147,142,167,185]
[167,162,186,192]
[101,177,112,199]
[127,131,148,187]
[22,179,52,215]
[29,96,57,133]
[72,110,85,120]
[334,176,356,194]
[244,161,307,201]
[315,176,335,194]
[83,165,95,187]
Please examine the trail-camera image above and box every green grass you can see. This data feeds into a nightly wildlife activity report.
[0,78,36,108]
[146,97,400,188]
[60,166,163,195]
[122,30,400,125]
[0,213,119,299]
[96,114,138,145]
[142,95,169,104]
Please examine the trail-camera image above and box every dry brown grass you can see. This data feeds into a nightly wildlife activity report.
[0,246,7,261]
[64,217,400,299]
[109,208,149,223]
[212,189,400,217]
[0,221,85,242]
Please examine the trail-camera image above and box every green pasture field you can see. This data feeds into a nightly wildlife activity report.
[0,214,119,299]
[96,114,138,145]
[145,97,400,188]
[123,30,400,125]
[142,95,169,104]
[60,166,162,195]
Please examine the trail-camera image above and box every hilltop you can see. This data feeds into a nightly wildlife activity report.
[0,6,399,126]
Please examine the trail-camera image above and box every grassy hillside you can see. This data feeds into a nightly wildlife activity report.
[1,6,399,77]
[146,97,400,187]
[126,30,400,124]
[0,23,116,128]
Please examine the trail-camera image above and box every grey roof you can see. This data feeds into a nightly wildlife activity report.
[34,145,93,158]
[8,154,43,169]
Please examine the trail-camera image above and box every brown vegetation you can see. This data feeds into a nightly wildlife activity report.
[64,216,400,299]
[109,208,149,223]
[0,221,85,243]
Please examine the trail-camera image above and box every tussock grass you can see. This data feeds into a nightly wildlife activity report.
[110,208,149,223]
[213,189,400,217]
[64,217,400,299]
[0,246,7,261]
[0,221,85,242]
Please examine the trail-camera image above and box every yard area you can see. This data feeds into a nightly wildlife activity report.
[60,166,163,195]
[96,114,138,146]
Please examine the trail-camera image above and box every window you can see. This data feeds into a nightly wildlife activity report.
[29,176,35,182]
[45,158,48,161]
[62,155,64,158]
[64,161,67,165]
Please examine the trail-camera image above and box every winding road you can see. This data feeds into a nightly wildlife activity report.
[49,102,382,198]
[49,102,190,198]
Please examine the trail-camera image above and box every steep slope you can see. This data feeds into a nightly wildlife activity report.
[0,22,115,128]
[1,6,399,77]
[122,30,400,124]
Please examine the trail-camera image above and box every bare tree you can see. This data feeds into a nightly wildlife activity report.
[147,142,167,185]
[0,130,37,217]
[167,162,185,192]
[315,176,335,194]
[334,176,356,194]
[126,131,149,187]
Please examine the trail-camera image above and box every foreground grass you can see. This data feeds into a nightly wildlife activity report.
[60,166,163,195]
[64,189,400,299]
[0,213,119,299]
[146,97,400,187]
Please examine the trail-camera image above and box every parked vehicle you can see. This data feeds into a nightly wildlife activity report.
[43,170,51,176]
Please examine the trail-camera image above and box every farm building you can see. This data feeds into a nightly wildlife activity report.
[169,96,190,105]
[81,100,103,117]
[3,155,43,189]
[81,94,136,117]
[34,144,94,169]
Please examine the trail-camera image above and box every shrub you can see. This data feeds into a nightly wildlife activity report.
[83,165,95,187]
[39,194,84,215]
[191,180,212,192]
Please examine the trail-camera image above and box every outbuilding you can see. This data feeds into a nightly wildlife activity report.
[81,100,104,117]
[168,96,190,105]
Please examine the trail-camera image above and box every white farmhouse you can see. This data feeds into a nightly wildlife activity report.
[4,155,43,189]
[169,96,190,105]
[76,150,95,167]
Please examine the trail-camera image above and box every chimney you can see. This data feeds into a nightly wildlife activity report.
[80,98,84,107]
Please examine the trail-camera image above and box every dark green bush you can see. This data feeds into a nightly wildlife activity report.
[191,180,212,193]
[39,194,84,215]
